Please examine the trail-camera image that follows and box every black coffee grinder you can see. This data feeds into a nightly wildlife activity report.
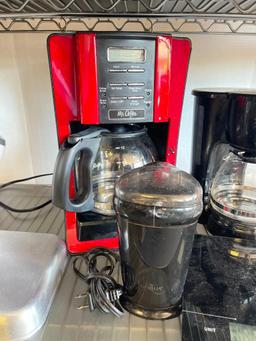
[192,89,256,239]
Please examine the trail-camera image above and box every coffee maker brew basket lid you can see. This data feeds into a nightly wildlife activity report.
[115,162,203,211]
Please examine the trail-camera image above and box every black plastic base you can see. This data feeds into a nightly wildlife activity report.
[120,297,182,320]
[77,211,118,241]
[206,208,256,240]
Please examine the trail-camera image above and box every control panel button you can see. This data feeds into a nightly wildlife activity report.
[128,96,144,100]
[109,69,127,73]
[128,69,145,73]
[110,83,127,87]
[128,82,145,87]
[110,96,127,100]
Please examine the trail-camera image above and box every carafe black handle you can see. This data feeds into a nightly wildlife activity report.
[52,127,108,212]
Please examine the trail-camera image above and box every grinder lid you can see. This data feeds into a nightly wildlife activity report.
[115,162,203,211]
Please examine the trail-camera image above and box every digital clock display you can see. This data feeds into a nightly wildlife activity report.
[107,47,145,63]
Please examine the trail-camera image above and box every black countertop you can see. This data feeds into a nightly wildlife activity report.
[182,235,256,341]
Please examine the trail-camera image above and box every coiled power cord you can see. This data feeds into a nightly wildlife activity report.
[73,247,124,318]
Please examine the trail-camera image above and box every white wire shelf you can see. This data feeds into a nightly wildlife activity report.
[1,1,256,33]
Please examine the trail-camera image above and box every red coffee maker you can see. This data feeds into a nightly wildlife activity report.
[48,32,191,254]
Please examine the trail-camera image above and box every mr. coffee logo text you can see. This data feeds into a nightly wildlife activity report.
[109,109,145,120]
[117,110,138,118]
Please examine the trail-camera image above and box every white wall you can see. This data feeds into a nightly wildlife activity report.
[13,34,58,182]
[1,33,256,184]
[0,35,34,182]
[0,33,58,184]
[176,34,256,171]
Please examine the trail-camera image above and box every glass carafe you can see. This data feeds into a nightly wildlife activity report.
[52,125,157,215]
[91,125,158,215]
[209,151,256,238]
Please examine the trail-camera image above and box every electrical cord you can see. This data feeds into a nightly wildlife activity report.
[0,199,52,213]
[0,173,53,189]
[73,247,124,318]
[0,173,53,212]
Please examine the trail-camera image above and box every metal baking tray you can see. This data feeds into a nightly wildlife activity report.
[0,231,67,341]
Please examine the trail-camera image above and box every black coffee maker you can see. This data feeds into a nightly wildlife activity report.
[192,89,256,239]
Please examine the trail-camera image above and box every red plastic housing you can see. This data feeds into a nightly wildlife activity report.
[153,36,191,164]
[167,38,191,165]
[76,33,100,125]
[48,33,191,254]
[153,36,172,123]
[48,34,79,144]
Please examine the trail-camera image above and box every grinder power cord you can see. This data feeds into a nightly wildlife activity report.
[72,247,124,318]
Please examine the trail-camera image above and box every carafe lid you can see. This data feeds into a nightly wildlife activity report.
[192,88,256,96]
[115,162,203,210]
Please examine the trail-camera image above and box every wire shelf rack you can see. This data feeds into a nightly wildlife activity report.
[1,1,256,33]
[2,1,256,18]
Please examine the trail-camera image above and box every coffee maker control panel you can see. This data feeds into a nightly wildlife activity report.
[96,37,155,123]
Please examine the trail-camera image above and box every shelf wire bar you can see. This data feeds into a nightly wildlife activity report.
[1,1,256,33]
[1,0,256,15]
